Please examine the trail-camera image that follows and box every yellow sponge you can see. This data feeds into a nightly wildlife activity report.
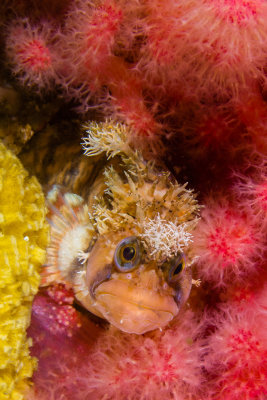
[0,142,49,400]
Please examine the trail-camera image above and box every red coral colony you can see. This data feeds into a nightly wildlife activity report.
[1,0,266,399]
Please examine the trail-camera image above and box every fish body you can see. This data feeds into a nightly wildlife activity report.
[42,122,199,334]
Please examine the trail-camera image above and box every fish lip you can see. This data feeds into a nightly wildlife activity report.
[95,283,179,316]
[95,292,177,334]
[96,291,177,315]
[93,275,180,330]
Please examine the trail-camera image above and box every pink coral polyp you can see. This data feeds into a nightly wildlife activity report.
[207,222,252,267]
[193,198,262,286]
[90,2,123,36]
[212,0,262,26]
[256,182,267,211]
[28,310,203,400]
[233,165,267,228]
[18,39,51,72]
[139,0,267,100]
[6,18,58,89]
[84,1,123,63]
[76,311,203,400]
[64,0,123,68]
[32,289,81,338]
[205,307,267,400]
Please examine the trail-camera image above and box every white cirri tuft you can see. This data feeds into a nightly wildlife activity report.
[140,214,193,261]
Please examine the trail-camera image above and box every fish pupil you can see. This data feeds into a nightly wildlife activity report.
[123,246,135,261]
[173,263,183,276]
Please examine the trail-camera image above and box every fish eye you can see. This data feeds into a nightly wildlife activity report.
[114,236,141,272]
[168,253,186,283]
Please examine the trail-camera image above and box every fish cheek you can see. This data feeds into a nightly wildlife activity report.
[87,263,113,299]
[171,266,192,308]
[84,235,116,297]
[173,283,183,305]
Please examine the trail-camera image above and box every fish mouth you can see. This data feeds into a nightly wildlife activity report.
[94,280,179,334]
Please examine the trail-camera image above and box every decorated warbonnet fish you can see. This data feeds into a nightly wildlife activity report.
[42,122,200,334]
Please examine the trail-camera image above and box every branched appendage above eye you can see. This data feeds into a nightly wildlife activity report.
[192,279,201,287]
[140,214,194,263]
[77,250,90,264]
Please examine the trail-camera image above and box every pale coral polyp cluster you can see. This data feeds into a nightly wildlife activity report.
[5,0,267,155]
[204,304,267,400]
[211,0,262,26]
[192,197,264,287]
[139,0,267,100]
[18,39,51,72]
[196,108,240,150]
[6,18,58,89]
[233,164,267,229]
[58,0,123,90]
[85,312,203,400]
[28,310,203,400]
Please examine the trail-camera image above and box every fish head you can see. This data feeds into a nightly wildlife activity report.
[75,231,192,334]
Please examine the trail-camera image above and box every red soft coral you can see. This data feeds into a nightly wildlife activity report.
[54,0,161,153]
[84,311,203,400]
[6,18,59,90]
[192,196,264,287]
[138,0,267,100]
[28,309,203,400]
[204,304,267,400]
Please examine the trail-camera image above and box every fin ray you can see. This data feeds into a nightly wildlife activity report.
[42,186,95,287]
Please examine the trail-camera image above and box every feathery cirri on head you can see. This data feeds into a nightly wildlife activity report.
[42,121,200,334]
